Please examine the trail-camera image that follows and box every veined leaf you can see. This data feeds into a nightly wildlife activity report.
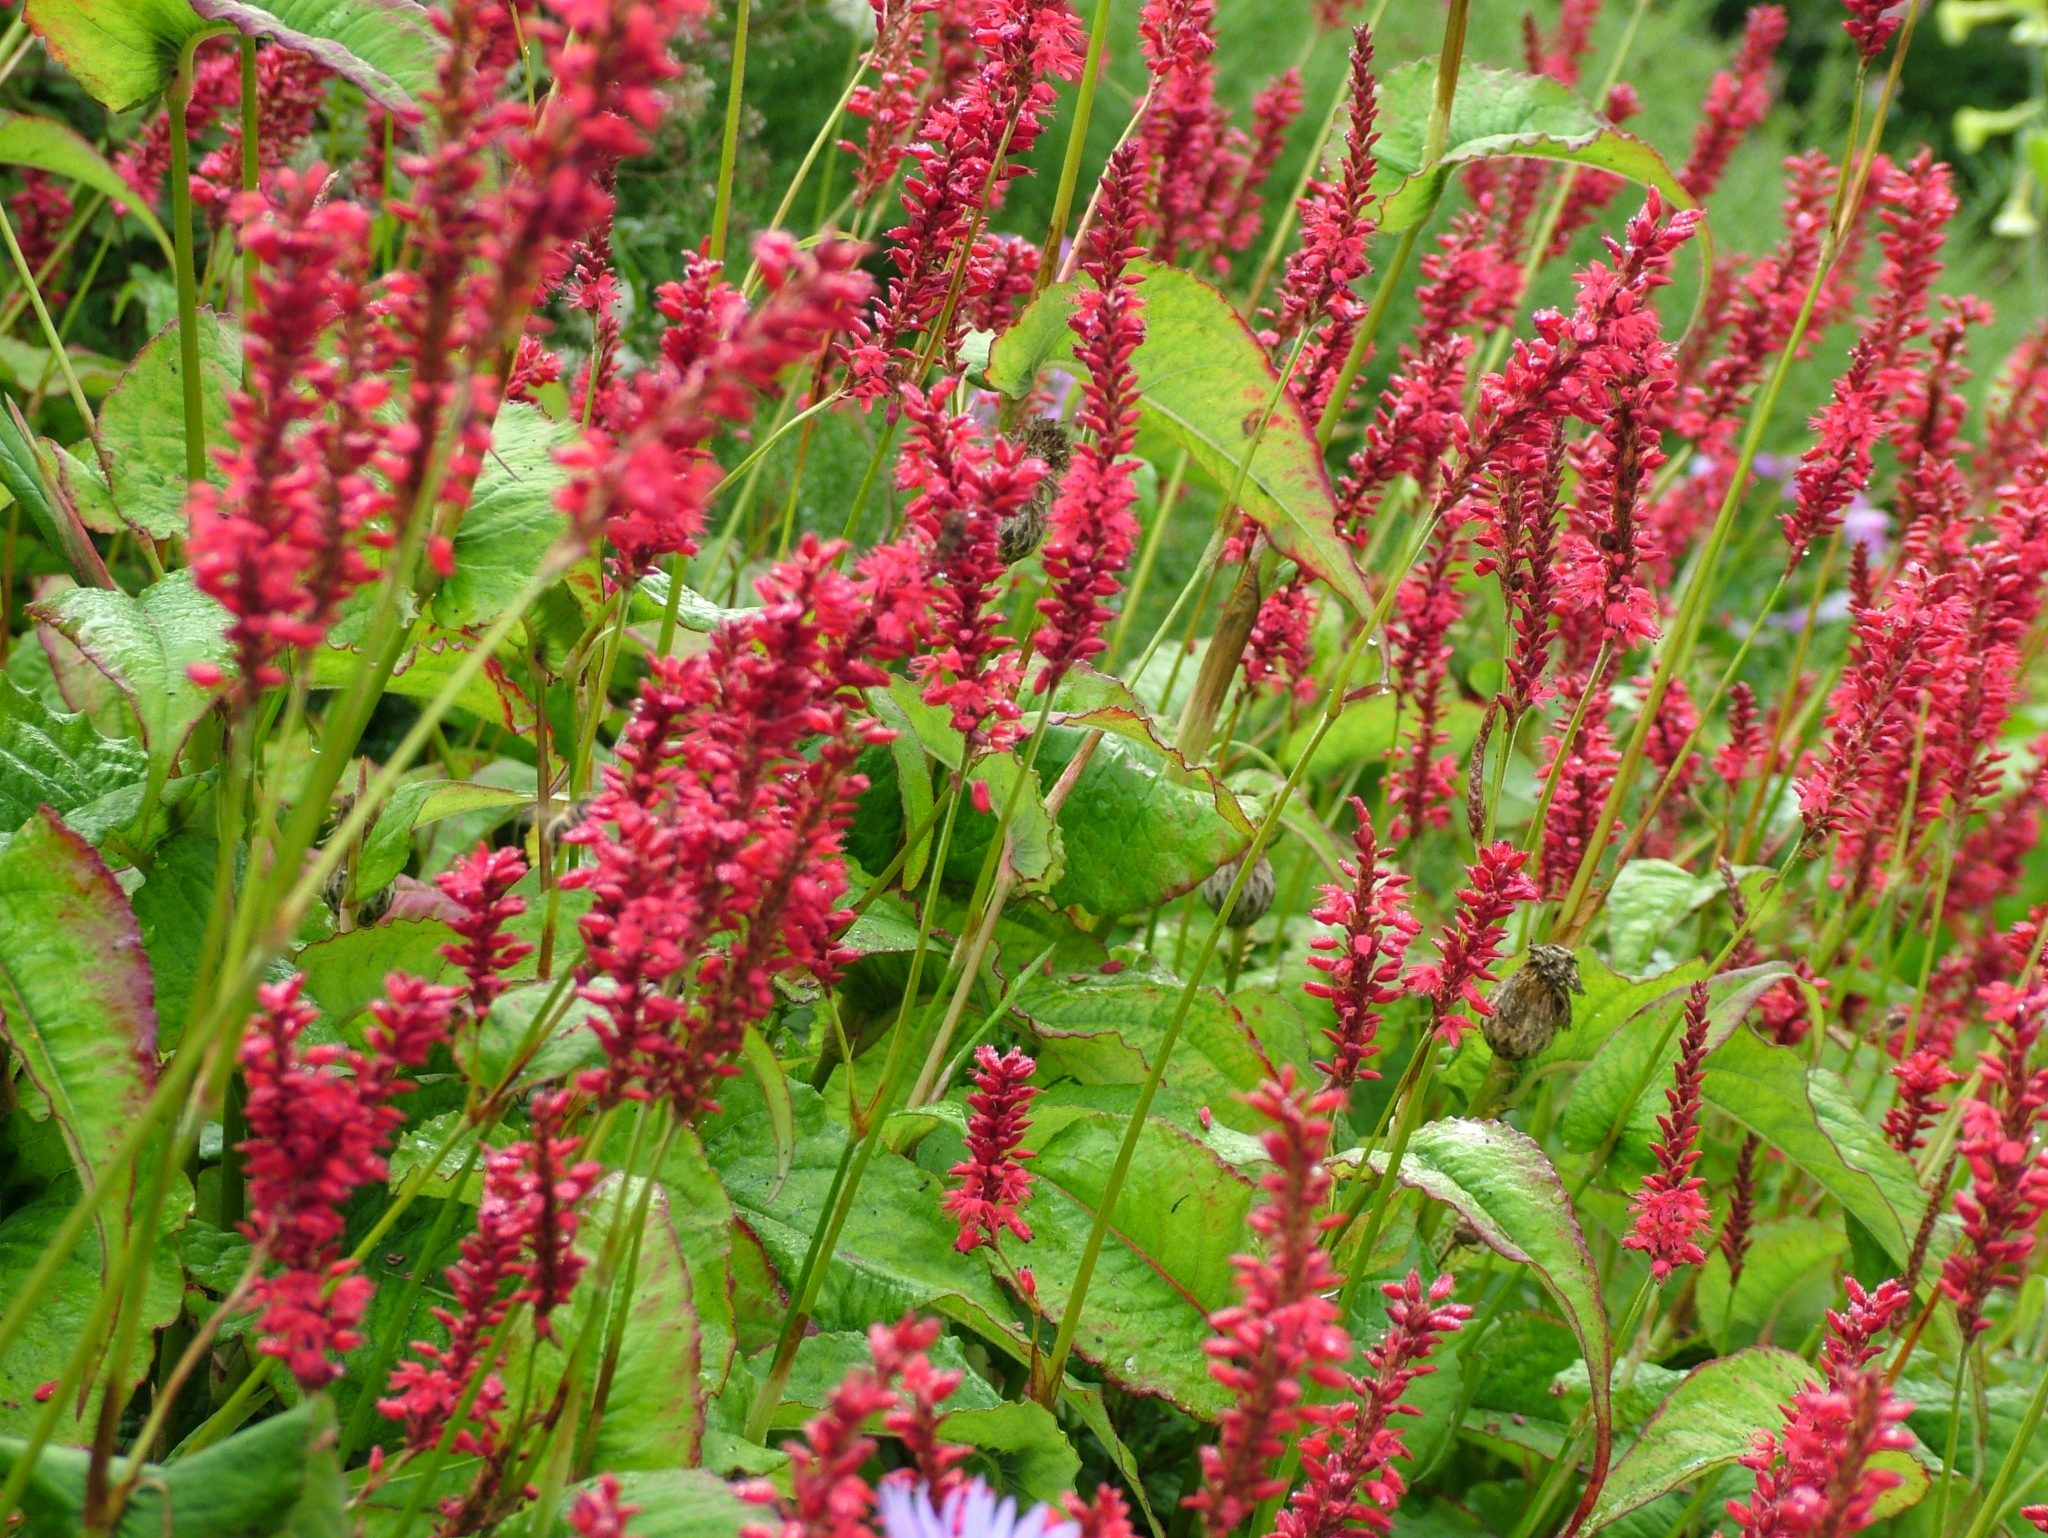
[98,308,240,541]
[1371,61,1694,231]
[985,262,1372,618]
[0,110,174,259]
[1586,1348,1814,1531]
[354,778,529,896]
[0,808,155,1192]
[22,0,210,115]
[191,0,443,115]
[430,400,576,631]
[28,572,230,791]
[549,1472,754,1538]
[0,674,149,838]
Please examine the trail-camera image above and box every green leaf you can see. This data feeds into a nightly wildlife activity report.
[474,981,607,1094]
[1010,968,1284,1135]
[22,0,210,114]
[1698,1029,1918,1267]
[28,572,230,787]
[702,1080,1020,1350]
[1371,61,1695,231]
[99,308,240,540]
[1602,860,1723,979]
[1036,724,1251,916]
[946,1401,1083,1505]
[130,834,219,1049]
[0,1396,345,1536]
[355,779,529,896]
[1694,1217,1847,1354]
[1359,1119,1611,1484]
[1557,962,1792,1175]
[0,1185,186,1442]
[660,1131,740,1394]
[550,1471,754,1538]
[429,401,575,630]
[0,808,155,1192]
[985,262,1372,618]
[0,402,108,586]
[0,110,174,259]
[190,0,443,114]
[0,674,149,837]
[1586,1348,1814,1531]
[947,756,1063,896]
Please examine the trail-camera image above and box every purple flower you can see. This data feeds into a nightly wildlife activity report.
[876,1480,1079,1538]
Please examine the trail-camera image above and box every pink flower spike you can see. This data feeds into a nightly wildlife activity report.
[436,843,532,1024]
[1841,0,1902,64]
[1623,981,1713,1283]
[944,1045,1040,1253]
[1406,842,1539,1045]
[1681,7,1787,202]
[569,1474,641,1538]
[1304,801,1420,1090]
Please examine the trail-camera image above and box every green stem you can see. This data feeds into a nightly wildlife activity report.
[708,0,752,265]
[1033,0,1116,293]
[0,201,96,440]
[167,35,218,485]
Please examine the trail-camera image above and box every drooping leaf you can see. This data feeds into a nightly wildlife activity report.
[28,572,230,787]
[1358,1119,1611,1496]
[0,1395,345,1536]
[98,309,240,540]
[190,0,443,114]
[0,808,155,1191]
[1586,1348,1814,1531]
[1370,61,1695,231]
[0,110,175,259]
[984,262,1372,617]
[21,0,210,114]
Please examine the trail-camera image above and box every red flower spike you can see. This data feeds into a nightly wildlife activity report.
[569,1474,641,1538]
[1407,842,1540,1046]
[1035,141,1148,682]
[1939,980,2048,1336]
[1277,1270,1470,1538]
[436,843,533,1024]
[1187,1071,1352,1537]
[1681,7,1787,202]
[1841,0,1902,64]
[1623,981,1713,1283]
[944,1045,1040,1253]
[1726,1370,1913,1538]
[1304,801,1421,1090]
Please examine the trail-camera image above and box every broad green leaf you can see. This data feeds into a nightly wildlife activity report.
[702,1081,1020,1350]
[1370,62,1694,231]
[1586,1348,1814,1531]
[946,1401,1083,1505]
[0,402,109,586]
[661,1130,740,1393]
[50,441,121,533]
[1558,962,1792,1176]
[22,0,210,114]
[868,687,936,887]
[191,0,443,113]
[1358,1119,1611,1483]
[1602,860,1723,979]
[98,309,240,540]
[1698,1029,1917,1267]
[312,615,539,731]
[0,1396,345,1536]
[430,401,575,630]
[474,980,607,1093]
[998,1098,1255,1415]
[1037,724,1251,916]
[550,1471,753,1538]
[985,262,1372,618]
[0,110,174,258]
[355,779,529,896]
[760,1330,1000,1428]
[948,756,1063,896]
[29,572,230,787]
[1010,969,1283,1134]
[0,1185,186,1442]
[0,808,155,1191]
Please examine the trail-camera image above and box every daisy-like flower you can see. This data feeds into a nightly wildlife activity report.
[877,1480,1079,1538]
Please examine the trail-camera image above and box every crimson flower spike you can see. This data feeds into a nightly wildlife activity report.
[1303,800,1420,1091]
[1939,979,2048,1337]
[1035,140,1148,683]
[1623,981,1713,1283]
[1407,842,1540,1048]
[436,843,532,1025]
[1186,1071,1352,1537]
[1680,6,1787,202]
[1277,1270,1471,1538]
[1841,0,1902,64]
[944,1045,1041,1254]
